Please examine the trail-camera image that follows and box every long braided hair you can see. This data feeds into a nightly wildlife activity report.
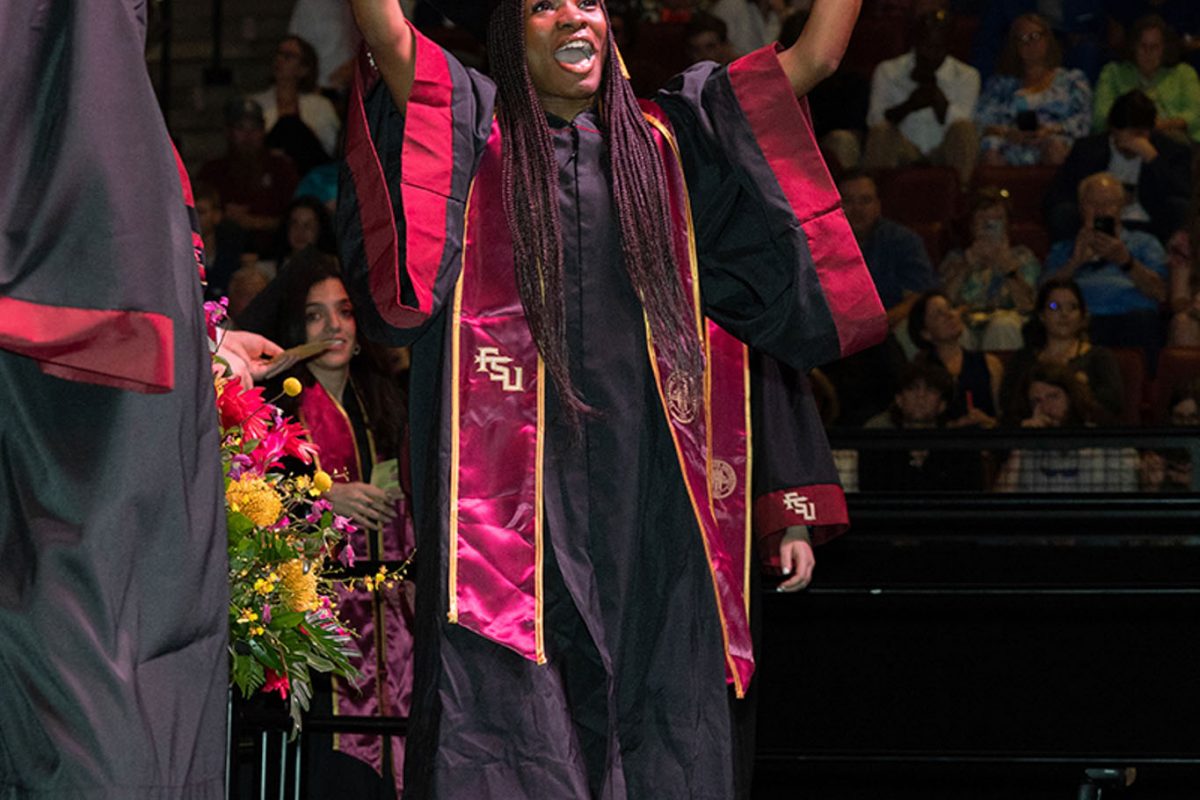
[486,0,703,429]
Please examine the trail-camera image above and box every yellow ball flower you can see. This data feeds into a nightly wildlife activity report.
[312,470,333,494]
[278,559,319,613]
[282,377,303,397]
[225,475,284,528]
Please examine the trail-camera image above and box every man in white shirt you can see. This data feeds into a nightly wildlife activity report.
[863,10,981,185]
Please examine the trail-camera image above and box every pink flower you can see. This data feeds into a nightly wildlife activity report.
[262,668,289,699]
[332,515,356,534]
[204,299,229,342]
[262,604,272,625]
[338,541,357,568]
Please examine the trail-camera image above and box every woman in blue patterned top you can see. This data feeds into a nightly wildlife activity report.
[976,13,1093,166]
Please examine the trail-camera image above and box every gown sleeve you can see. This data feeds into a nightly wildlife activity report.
[751,353,848,572]
[653,46,887,372]
[337,25,497,347]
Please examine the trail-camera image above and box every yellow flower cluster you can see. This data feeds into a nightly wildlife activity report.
[362,567,394,592]
[253,572,280,595]
[278,559,319,612]
[226,475,284,528]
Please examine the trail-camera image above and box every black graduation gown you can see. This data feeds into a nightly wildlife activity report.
[338,34,880,800]
[0,3,226,797]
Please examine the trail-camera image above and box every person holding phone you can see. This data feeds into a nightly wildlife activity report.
[976,13,1092,166]
[1042,171,1167,351]
[939,186,1040,349]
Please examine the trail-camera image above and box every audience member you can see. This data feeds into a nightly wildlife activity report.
[1045,89,1192,242]
[1165,216,1200,345]
[839,170,940,328]
[939,186,1040,349]
[683,12,736,65]
[227,264,273,320]
[193,181,246,302]
[1139,376,1199,491]
[863,10,981,186]
[707,0,785,56]
[252,35,342,176]
[197,97,300,256]
[994,361,1138,492]
[970,0,1108,84]
[998,277,1125,423]
[1093,14,1200,144]
[976,13,1092,166]
[779,11,870,172]
[859,362,986,491]
[1043,171,1167,351]
[273,195,337,263]
[907,290,1004,427]
[288,0,361,95]
[821,170,927,426]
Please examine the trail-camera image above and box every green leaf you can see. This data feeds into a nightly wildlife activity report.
[268,610,305,630]
[248,638,283,671]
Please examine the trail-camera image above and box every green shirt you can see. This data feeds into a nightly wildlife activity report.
[1092,60,1200,142]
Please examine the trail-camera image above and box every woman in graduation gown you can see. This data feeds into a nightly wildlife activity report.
[262,251,414,796]
[339,0,885,796]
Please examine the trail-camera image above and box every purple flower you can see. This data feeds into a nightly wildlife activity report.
[338,541,357,568]
[262,604,272,625]
[227,454,255,480]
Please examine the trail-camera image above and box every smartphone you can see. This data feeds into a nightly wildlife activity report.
[1015,109,1038,132]
[1093,216,1116,236]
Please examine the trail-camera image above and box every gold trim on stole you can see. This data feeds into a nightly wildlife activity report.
[742,346,753,620]
[447,183,473,625]
[641,112,745,699]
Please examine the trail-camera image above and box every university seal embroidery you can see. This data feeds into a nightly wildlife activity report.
[711,459,737,500]
[666,370,699,424]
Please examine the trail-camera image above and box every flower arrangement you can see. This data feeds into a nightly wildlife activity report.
[207,300,370,733]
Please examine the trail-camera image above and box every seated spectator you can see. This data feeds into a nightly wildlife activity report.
[707,0,784,57]
[683,12,736,65]
[193,181,246,302]
[939,186,1039,349]
[822,170,932,426]
[976,13,1092,167]
[252,35,341,176]
[907,290,1004,427]
[998,277,1125,423]
[1107,1,1200,73]
[971,0,1107,84]
[838,170,939,328]
[273,195,337,263]
[779,11,870,172]
[994,362,1138,491]
[1043,171,1168,352]
[1045,89,1192,242]
[197,98,300,257]
[863,10,981,186]
[1139,376,1200,491]
[1093,15,1200,144]
[287,0,359,96]
[860,362,986,491]
[226,264,272,320]
[1166,214,1200,346]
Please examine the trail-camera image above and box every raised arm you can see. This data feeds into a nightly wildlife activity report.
[776,0,861,97]
[350,0,416,113]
